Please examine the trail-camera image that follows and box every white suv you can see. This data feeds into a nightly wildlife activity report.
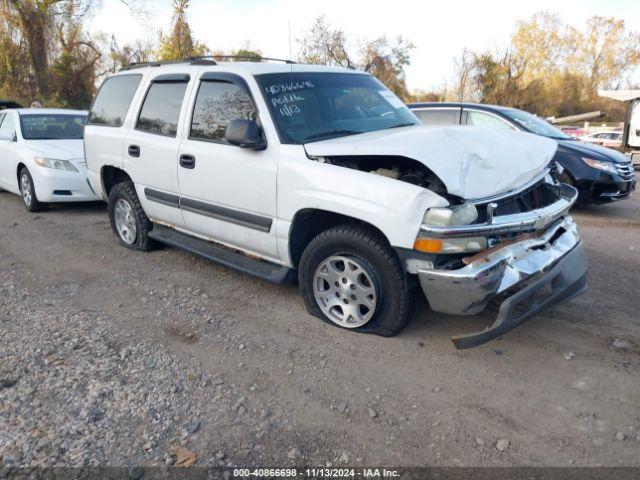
[84,59,587,348]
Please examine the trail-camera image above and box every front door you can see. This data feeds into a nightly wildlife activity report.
[177,74,278,261]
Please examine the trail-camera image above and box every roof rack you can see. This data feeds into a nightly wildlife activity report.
[121,55,296,71]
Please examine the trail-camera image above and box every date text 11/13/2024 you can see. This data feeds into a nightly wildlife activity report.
[232,468,400,478]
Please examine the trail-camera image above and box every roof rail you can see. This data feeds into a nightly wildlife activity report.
[208,55,296,64]
[120,55,295,71]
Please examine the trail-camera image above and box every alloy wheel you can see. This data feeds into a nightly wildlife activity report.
[114,198,137,245]
[313,255,379,328]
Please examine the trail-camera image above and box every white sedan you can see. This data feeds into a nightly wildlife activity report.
[579,131,623,149]
[0,108,101,211]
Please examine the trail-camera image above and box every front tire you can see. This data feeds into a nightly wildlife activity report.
[298,224,411,337]
[19,167,48,212]
[107,181,155,251]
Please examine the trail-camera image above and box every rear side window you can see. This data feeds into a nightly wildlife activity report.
[414,108,460,125]
[136,82,188,137]
[190,81,257,143]
[0,113,15,136]
[88,74,142,127]
[466,110,513,130]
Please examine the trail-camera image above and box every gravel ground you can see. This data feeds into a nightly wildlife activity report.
[0,188,639,469]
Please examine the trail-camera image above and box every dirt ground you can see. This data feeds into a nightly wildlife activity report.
[1,187,639,468]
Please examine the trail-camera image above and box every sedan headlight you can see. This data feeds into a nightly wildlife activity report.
[422,203,478,227]
[34,156,78,172]
[581,157,617,174]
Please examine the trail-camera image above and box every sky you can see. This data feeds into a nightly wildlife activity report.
[90,0,640,91]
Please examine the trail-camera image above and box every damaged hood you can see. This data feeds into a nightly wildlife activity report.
[304,126,558,199]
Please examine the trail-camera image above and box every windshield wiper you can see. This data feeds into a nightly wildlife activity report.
[304,129,363,142]
[387,122,416,129]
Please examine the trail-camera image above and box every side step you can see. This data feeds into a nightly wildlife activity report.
[148,224,295,284]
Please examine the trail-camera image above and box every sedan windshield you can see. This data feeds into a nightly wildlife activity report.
[502,109,571,140]
[20,114,87,140]
[256,72,419,144]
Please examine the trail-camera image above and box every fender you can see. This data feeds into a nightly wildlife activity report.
[276,148,449,254]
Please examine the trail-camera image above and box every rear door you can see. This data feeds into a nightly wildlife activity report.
[177,72,278,260]
[85,73,143,182]
[125,73,192,228]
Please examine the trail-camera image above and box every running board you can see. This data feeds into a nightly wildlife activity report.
[148,224,295,284]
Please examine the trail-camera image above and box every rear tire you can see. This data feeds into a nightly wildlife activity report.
[19,167,48,212]
[298,224,411,337]
[107,181,155,251]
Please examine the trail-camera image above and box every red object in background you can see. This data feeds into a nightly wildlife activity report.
[560,126,586,138]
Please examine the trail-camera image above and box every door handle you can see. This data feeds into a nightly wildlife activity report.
[128,145,140,157]
[179,154,196,169]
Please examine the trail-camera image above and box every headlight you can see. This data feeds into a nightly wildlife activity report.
[581,157,617,174]
[414,236,487,254]
[422,203,478,227]
[34,156,78,172]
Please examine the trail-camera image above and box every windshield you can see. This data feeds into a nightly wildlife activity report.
[502,109,571,140]
[20,114,87,140]
[256,72,419,144]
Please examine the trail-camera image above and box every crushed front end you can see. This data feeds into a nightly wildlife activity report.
[409,170,587,349]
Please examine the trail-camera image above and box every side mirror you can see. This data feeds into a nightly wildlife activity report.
[0,131,15,142]
[225,119,266,150]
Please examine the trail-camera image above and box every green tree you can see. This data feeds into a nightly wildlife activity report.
[1,0,104,107]
[578,16,640,93]
[232,49,262,62]
[298,15,353,68]
[107,36,154,72]
[157,0,207,61]
[298,16,414,100]
[360,36,414,100]
[449,12,640,120]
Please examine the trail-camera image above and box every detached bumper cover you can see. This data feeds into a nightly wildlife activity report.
[417,216,587,348]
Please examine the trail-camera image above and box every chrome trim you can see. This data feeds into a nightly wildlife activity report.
[417,216,581,315]
[419,183,578,238]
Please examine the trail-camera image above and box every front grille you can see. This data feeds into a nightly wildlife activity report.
[616,162,635,180]
[474,178,560,223]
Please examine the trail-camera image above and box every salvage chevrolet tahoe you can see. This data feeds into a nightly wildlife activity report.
[84,59,587,348]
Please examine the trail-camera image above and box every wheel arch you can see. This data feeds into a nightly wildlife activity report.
[16,162,27,183]
[288,208,393,269]
[101,165,133,198]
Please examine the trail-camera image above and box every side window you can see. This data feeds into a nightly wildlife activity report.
[88,74,142,127]
[136,81,188,137]
[0,113,15,137]
[466,110,513,130]
[414,109,460,126]
[190,81,257,143]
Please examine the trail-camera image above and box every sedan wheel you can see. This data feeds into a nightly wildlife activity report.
[20,171,32,207]
[18,167,47,212]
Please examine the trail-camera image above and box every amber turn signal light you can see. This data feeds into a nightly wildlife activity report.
[413,238,443,253]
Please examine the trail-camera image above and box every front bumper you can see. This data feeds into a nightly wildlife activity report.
[34,167,101,203]
[577,177,636,203]
[417,216,587,348]
[575,164,636,203]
